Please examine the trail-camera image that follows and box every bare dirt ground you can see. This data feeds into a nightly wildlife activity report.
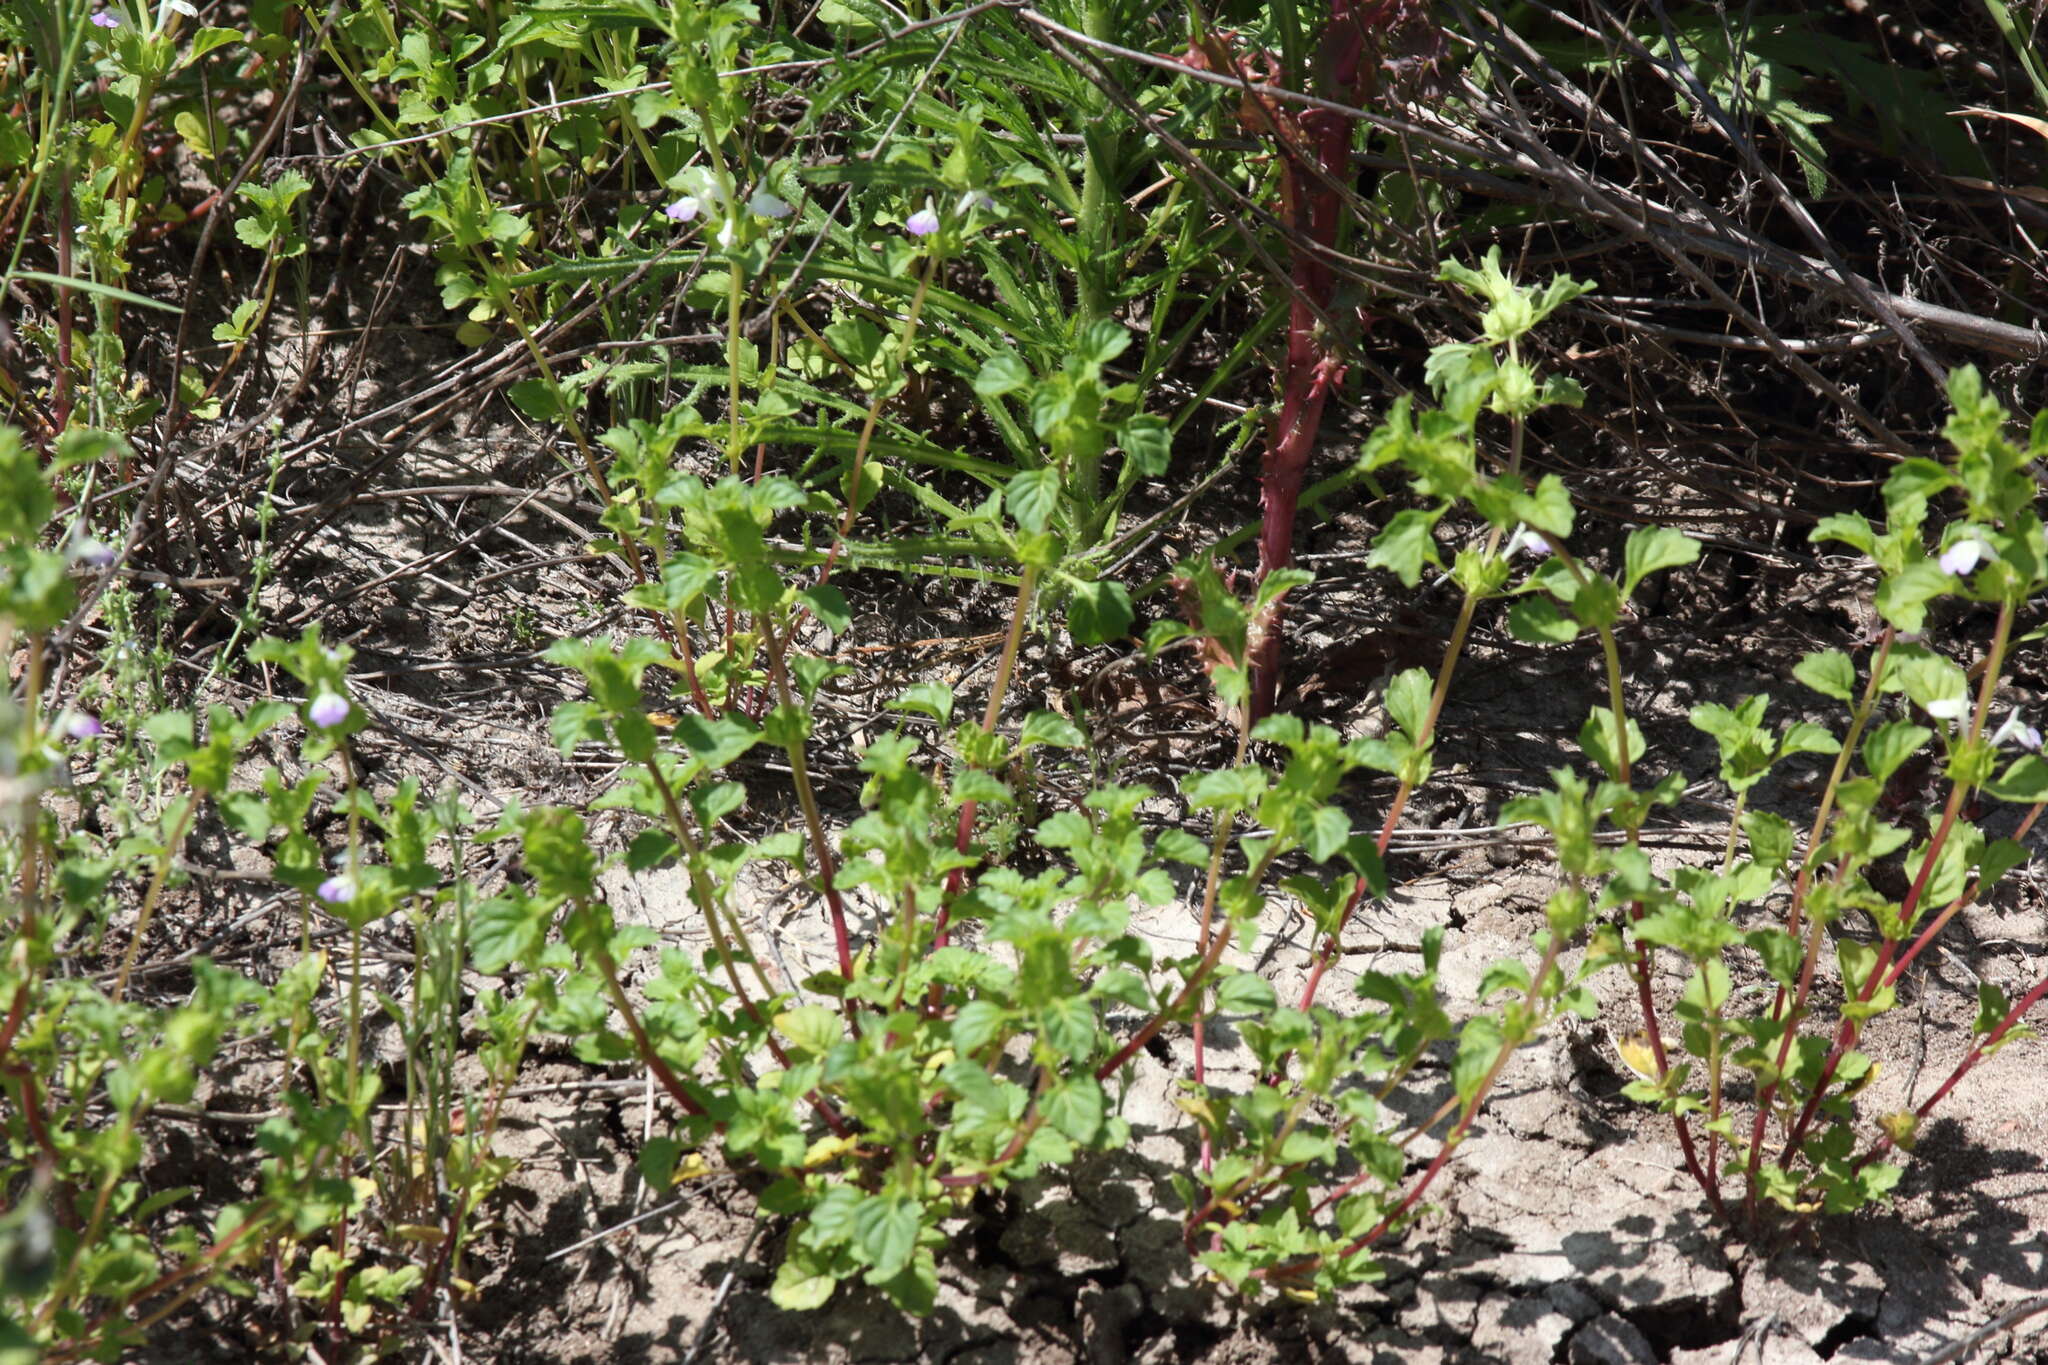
[143,318,2048,1362]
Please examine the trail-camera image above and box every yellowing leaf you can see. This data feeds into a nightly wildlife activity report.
[1614,1033,1660,1081]
[1838,1060,1880,1099]
[803,1134,861,1169]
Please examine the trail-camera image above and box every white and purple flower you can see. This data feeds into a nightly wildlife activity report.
[308,692,351,728]
[1939,538,1993,577]
[72,537,116,566]
[1991,711,2043,752]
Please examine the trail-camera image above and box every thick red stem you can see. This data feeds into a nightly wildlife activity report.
[1248,1,1375,718]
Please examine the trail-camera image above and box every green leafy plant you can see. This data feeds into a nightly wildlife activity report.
[451,251,1625,1307]
[1590,366,2048,1222]
[0,422,533,1354]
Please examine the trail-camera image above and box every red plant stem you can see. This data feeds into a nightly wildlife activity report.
[1776,599,2010,1170]
[594,951,709,1119]
[1247,1,1379,720]
[1256,933,1566,1285]
[935,1067,1050,1187]
[761,621,858,981]
[1741,629,1894,1221]
[0,1063,61,1165]
[0,981,25,1056]
[1096,919,1239,1081]
[1776,714,1987,1168]
[1292,477,1505,1028]
[1298,795,1402,1008]
[1775,581,2009,1168]
[49,1201,277,1363]
[1624,898,1728,1221]
[1853,967,2048,1171]
[929,804,975,952]
[1303,1093,1457,1222]
[1886,800,2044,989]
[932,566,1038,954]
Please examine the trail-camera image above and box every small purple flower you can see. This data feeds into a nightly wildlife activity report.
[1992,712,2042,752]
[746,188,791,219]
[905,206,941,238]
[90,9,120,26]
[316,874,354,904]
[1507,526,1551,558]
[64,712,105,740]
[72,537,116,566]
[308,692,350,728]
[1940,539,1990,576]
[954,190,996,215]
[663,196,701,223]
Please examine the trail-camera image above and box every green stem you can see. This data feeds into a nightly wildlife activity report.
[1075,0,1117,329]
[725,260,745,474]
[639,757,776,1011]
[815,253,938,591]
[931,564,1041,955]
[1740,628,1892,1219]
[112,794,198,1003]
[761,617,857,981]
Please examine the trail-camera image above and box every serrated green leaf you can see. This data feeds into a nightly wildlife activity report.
[1118,415,1171,477]
[1005,468,1058,532]
[952,1000,1007,1054]
[1507,595,1579,643]
[974,352,1032,398]
[1018,710,1087,749]
[1622,525,1699,597]
[1793,649,1856,703]
[851,1194,919,1279]
[1215,972,1277,1013]
[1863,721,1932,785]
[1066,578,1132,645]
[1366,509,1442,588]
[1041,1078,1104,1143]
